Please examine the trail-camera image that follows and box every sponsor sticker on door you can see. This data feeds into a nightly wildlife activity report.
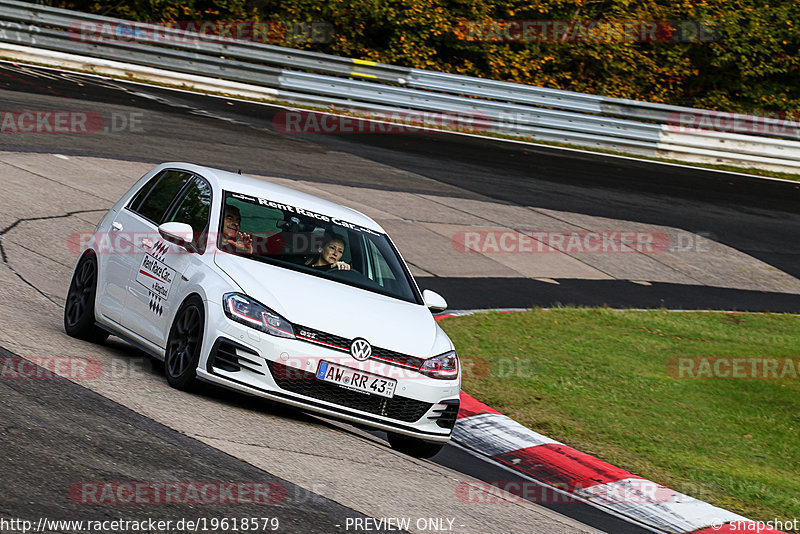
[136,254,176,299]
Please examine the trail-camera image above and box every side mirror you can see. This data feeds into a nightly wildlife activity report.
[158,222,196,252]
[422,289,448,313]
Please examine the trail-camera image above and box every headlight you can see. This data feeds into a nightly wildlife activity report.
[419,350,459,380]
[222,293,295,339]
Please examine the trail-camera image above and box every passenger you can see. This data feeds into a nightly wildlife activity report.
[306,234,350,270]
[221,205,253,254]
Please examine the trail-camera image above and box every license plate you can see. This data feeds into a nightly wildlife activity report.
[316,361,396,399]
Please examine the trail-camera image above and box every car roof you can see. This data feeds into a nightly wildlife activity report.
[159,162,385,233]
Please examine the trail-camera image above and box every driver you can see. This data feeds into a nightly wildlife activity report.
[305,233,350,270]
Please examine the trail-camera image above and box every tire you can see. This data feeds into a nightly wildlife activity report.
[64,253,108,343]
[388,433,446,459]
[164,296,205,391]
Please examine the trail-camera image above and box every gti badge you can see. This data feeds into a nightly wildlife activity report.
[350,338,372,361]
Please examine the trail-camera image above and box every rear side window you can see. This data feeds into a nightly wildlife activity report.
[129,170,193,224]
[128,171,164,213]
[167,177,213,252]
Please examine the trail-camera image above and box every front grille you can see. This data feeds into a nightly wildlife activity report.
[294,325,350,352]
[294,324,424,370]
[207,338,265,375]
[266,360,432,423]
[371,346,424,369]
[430,400,460,429]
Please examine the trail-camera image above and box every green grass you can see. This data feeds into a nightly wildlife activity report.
[439,308,800,527]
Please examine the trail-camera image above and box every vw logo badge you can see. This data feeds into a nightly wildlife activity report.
[350,338,372,361]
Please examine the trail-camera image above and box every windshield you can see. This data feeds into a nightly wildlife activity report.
[218,191,421,303]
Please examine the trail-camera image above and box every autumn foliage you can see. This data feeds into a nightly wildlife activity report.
[59,0,800,115]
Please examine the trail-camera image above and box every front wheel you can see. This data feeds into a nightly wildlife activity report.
[388,433,446,459]
[64,253,108,343]
[165,296,205,391]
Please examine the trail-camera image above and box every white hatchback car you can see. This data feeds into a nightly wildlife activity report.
[65,163,460,457]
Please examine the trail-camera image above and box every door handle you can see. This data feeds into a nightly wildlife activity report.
[111,221,123,231]
[140,238,153,249]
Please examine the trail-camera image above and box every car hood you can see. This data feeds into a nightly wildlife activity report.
[214,253,447,357]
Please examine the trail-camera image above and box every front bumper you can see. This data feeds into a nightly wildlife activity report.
[198,302,461,442]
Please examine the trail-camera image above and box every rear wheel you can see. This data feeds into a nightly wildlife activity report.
[165,296,205,391]
[388,433,446,459]
[64,253,108,343]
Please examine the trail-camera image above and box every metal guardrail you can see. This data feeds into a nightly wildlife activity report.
[0,0,410,82]
[0,0,798,173]
[406,70,800,140]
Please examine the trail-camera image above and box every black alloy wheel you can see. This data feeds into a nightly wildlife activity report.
[165,296,205,390]
[64,253,108,343]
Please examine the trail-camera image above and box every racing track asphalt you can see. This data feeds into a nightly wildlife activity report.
[0,344,400,534]
[1,62,799,312]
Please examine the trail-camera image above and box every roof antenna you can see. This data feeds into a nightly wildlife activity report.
[237,169,242,175]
